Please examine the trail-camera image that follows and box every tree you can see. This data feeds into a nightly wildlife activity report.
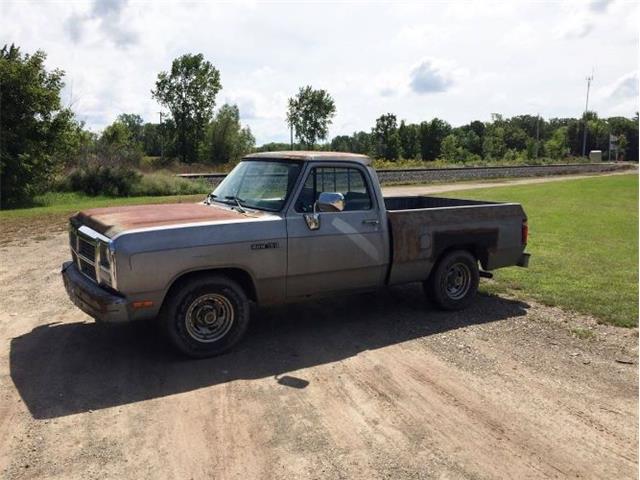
[98,120,143,166]
[204,104,255,164]
[439,134,478,164]
[116,113,144,144]
[419,118,451,160]
[0,44,79,207]
[616,134,628,160]
[152,53,222,163]
[372,113,401,160]
[331,135,352,152]
[440,134,460,162]
[141,123,162,157]
[398,121,420,159]
[608,115,638,161]
[286,86,336,148]
[544,126,569,159]
[454,126,482,156]
[351,131,372,155]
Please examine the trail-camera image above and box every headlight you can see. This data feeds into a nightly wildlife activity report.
[97,240,118,290]
[99,242,110,267]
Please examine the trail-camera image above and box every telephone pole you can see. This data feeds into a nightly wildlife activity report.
[290,124,294,150]
[581,74,593,157]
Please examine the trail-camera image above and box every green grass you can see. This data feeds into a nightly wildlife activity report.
[0,191,205,220]
[448,174,638,327]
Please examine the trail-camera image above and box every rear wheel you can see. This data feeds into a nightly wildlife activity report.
[162,275,250,358]
[425,250,479,310]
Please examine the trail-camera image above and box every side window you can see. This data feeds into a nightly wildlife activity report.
[295,167,373,213]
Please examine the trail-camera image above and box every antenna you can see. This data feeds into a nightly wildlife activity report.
[582,71,594,157]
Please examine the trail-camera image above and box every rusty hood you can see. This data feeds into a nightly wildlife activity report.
[74,203,255,237]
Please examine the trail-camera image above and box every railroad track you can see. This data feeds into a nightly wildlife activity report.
[178,162,636,187]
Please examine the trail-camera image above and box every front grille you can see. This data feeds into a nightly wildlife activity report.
[79,258,96,279]
[78,236,96,261]
[70,223,102,284]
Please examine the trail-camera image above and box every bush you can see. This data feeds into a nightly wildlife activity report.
[62,166,210,197]
[131,172,210,196]
[66,166,142,196]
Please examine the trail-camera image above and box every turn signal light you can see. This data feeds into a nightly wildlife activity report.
[132,300,154,309]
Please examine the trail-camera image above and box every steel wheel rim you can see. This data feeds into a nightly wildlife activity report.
[185,293,235,343]
[444,262,472,300]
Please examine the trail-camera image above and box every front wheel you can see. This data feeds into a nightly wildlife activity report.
[162,275,250,358]
[425,250,479,311]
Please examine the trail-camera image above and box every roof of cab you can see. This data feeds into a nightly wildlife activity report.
[243,151,372,165]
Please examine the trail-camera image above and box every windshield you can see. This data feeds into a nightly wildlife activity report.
[210,160,302,212]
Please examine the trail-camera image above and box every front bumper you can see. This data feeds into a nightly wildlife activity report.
[62,261,130,322]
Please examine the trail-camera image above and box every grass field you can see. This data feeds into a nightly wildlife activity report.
[450,174,638,327]
[0,192,205,220]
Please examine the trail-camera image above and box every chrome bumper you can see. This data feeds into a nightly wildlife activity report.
[61,261,129,323]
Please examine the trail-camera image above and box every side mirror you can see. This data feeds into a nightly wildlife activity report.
[316,192,345,212]
[303,192,345,231]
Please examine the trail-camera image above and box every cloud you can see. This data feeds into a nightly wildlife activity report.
[224,94,257,119]
[556,16,594,39]
[589,0,613,13]
[609,72,639,99]
[379,87,396,97]
[4,0,637,145]
[64,0,138,47]
[555,0,614,39]
[409,60,454,94]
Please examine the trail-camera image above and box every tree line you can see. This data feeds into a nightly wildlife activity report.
[327,112,638,164]
[1,43,637,208]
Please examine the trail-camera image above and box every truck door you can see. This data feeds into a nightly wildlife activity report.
[285,164,386,298]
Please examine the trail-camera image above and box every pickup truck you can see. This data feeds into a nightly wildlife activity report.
[62,151,530,357]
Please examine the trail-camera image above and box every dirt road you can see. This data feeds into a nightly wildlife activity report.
[0,196,638,479]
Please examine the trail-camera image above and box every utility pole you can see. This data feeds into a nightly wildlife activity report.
[158,111,165,161]
[581,73,594,157]
[290,124,294,150]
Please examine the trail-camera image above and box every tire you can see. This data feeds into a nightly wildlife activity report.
[162,275,250,358]
[424,250,479,311]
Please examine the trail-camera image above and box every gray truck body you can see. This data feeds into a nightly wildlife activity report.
[62,152,529,323]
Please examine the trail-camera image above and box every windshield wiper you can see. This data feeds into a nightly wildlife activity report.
[225,195,246,213]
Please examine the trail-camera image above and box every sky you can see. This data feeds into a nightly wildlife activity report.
[2,0,639,145]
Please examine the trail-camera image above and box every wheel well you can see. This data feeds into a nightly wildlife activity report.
[163,268,258,307]
[433,245,487,270]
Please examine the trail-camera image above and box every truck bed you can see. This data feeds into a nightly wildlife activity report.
[384,196,499,211]
[384,196,527,285]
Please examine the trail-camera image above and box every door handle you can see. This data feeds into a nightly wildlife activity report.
[362,219,380,225]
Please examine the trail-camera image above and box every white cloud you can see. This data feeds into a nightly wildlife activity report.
[409,59,454,94]
[609,72,639,99]
[64,0,138,47]
[1,0,638,144]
